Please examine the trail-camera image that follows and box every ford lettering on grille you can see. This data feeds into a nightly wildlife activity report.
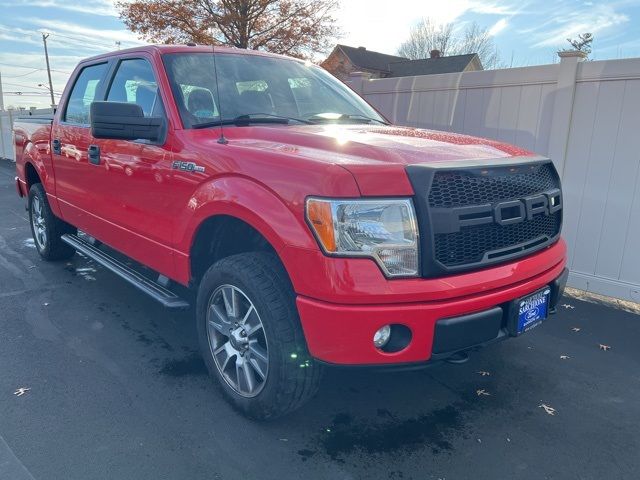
[431,188,562,234]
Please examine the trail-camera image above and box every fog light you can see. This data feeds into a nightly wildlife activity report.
[373,325,391,348]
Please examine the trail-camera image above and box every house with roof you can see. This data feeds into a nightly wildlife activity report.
[321,44,483,81]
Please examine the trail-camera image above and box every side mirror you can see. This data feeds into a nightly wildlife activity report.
[90,101,163,142]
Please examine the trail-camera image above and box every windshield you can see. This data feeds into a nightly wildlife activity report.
[162,52,387,128]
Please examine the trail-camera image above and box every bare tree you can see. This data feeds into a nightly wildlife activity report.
[398,19,503,69]
[397,19,453,60]
[457,22,501,69]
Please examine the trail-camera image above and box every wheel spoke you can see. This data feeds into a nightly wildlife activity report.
[214,342,235,372]
[209,305,231,334]
[222,287,240,318]
[249,355,267,380]
[235,360,246,393]
[243,307,262,336]
[237,358,256,394]
[248,341,268,364]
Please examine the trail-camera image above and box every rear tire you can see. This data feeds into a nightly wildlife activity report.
[28,183,76,261]
[196,252,322,420]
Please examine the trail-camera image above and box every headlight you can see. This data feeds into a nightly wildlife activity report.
[305,197,419,277]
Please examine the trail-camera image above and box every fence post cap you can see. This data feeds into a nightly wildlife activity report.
[558,50,588,60]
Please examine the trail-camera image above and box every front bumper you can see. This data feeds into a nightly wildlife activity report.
[296,252,568,366]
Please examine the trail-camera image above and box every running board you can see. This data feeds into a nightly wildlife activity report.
[61,234,190,309]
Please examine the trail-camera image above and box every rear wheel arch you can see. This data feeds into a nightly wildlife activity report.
[24,161,42,190]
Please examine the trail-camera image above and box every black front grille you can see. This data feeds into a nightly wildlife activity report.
[429,163,557,208]
[406,158,563,277]
[434,212,561,267]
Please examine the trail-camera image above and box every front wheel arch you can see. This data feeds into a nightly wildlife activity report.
[189,214,289,287]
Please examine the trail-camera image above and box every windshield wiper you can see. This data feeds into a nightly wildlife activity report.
[192,113,313,129]
[307,113,389,125]
[342,114,389,125]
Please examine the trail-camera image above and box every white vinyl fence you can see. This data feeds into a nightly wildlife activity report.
[0,109,17,160]
[349,52,640,302]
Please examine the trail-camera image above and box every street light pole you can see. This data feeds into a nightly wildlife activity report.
[41,33,56,108]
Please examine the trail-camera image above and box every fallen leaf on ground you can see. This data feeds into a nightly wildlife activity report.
[571,327,581,332]
[477,371,491,376]
[561,304,575,309]
[13,388,30,397]
[599,344,611,351]
[539,404,556,415]
[560,355,570,360]
[476,389,490,396]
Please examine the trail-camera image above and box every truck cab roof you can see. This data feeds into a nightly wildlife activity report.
[81,44,298,65]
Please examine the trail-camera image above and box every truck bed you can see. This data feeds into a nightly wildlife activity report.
[13,115,54,196]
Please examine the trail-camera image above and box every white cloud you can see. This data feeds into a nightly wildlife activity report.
[529,4,629,48]
[0,0,117,17]
[488,18,509,36]
[27,18,143,45]
[336,0,522,54]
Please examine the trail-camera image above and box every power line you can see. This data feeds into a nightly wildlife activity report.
[4,92,55,96]
[2,82,62,95]
[0,24,120,52]
[40,30,119,51]
[3,68,41,78]
[0,62,72,75]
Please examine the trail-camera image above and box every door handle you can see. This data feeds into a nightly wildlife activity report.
[88,145,101,165]
[52,139,61,155]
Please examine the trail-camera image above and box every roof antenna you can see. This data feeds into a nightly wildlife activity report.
[211,42,227,145]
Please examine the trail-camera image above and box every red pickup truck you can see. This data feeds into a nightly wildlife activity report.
[14,45,568,419]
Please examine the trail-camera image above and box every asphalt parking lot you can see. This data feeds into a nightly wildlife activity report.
[1,159,639,480]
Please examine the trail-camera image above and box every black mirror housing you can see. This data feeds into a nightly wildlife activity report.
[90,101,163,142]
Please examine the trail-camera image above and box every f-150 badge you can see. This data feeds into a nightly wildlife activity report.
[172,161,205,173]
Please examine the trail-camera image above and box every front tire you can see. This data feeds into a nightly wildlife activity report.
[28,183,76,261]
[196,252,322,420]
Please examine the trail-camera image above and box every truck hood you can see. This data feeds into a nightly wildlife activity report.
[226,124,535,195]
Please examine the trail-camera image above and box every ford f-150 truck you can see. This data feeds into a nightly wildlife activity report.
[13,45,568,419]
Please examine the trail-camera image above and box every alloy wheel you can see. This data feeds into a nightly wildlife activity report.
[206,285,269,397]
[31,196,47,250]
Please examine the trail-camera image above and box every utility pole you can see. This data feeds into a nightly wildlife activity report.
[41,33,56,108]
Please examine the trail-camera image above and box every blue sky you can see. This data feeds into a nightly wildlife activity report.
[1,0,639,108]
